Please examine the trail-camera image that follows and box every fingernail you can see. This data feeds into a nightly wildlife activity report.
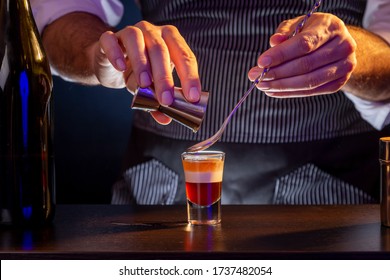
[258,56,272,68]
[140,71,151,87]
[188,87,200,102]
[116,58,126,71]
[161,90,173,106]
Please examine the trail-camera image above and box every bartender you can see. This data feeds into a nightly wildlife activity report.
[31,0,390,204]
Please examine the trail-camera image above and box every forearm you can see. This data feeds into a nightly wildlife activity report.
[42,12,112,85]
[343,25,390,101]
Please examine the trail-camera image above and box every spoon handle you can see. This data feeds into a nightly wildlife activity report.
[186,0,322,153]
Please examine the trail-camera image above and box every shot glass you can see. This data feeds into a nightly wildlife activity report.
[181,151,225,225]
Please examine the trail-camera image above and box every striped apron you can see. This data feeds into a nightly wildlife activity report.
[112,0,388,205]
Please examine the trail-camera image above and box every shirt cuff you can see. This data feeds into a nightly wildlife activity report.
[31,0,124,34]
[344,92,390,130]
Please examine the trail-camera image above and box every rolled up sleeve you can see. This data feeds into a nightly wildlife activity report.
[343,0,390,130]
[30,0,124,34]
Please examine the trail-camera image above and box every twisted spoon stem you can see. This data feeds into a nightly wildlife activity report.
[186,0,322,153]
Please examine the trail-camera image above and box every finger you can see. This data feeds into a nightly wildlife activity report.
[137,21,174,106]
[257,56,355,93]
[269,33,289,47]
[162,25,201,103]
[274,17,303,34]
[116,25,152,88]
[125,74,138,94]
[150,111,173,125]
[257,30,328,69]
[99,31,127,71]
[270,16,304,48]
[264,77,349,98]
[257,13,339,69]
[263,37,355,81]
[247,66,267,82]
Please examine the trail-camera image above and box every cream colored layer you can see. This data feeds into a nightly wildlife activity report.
[184,170,223,183]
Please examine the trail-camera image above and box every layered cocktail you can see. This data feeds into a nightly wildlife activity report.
[181,151,225,225]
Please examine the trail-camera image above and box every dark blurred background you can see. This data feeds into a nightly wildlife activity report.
[53,1,142,204]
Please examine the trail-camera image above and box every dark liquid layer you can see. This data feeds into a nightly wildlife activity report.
[185,182,222,206]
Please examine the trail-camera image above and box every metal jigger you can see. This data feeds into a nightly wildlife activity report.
[131,86,209,132]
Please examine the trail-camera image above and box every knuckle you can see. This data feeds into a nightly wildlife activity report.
[328,19,343,33]
[178,49,197,65]
[99,31,118,54]
[135,20,152,30]
[148,42,166,54]
[162,24,180,36]
[276,19,295,33]
[343,57,356,73]
[120,26,140,38]
[100,30,114,40]
[278,19,292,28]
[340,39,357,55]
[298,35,317,53]
[280,19,291,26]
[99,31,117,46]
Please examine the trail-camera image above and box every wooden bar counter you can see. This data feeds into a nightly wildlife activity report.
[1,204,390,259]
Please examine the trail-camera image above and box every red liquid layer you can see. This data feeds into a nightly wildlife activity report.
[186,182,222,206]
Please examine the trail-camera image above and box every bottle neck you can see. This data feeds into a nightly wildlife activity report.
[12,0,36,30]
[9,0,32,15]
[6,0,46,64]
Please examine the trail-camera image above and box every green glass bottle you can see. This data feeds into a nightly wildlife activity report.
[0,0,55,226]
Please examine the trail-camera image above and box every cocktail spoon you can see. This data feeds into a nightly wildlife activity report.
[187,0,322,153]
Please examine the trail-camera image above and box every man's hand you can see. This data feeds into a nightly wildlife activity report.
[43,14,202,125]
[248,13,357,98]
[94,20,202,124]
